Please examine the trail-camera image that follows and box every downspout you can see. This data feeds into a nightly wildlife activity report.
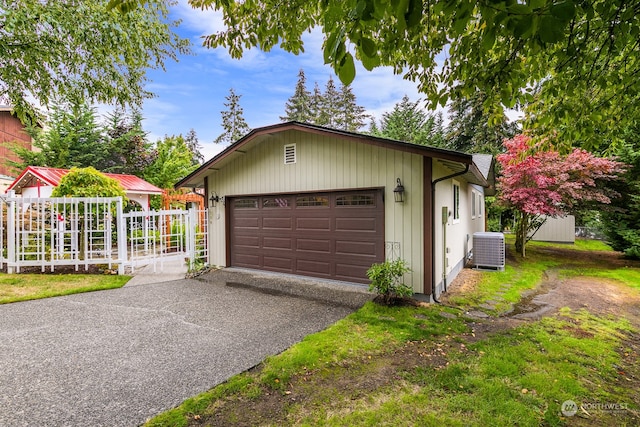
[431,163,469,303]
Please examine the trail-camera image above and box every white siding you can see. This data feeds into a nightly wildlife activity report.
[432,163,486,295]
[530,215,575,243]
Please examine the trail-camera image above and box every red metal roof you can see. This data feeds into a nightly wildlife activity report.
[6,166,163,195]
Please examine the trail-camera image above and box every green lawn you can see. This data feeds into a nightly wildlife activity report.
[0,272,130,304]
[146,240,640,427]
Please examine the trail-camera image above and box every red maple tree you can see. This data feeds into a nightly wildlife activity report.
[497,135,624,257]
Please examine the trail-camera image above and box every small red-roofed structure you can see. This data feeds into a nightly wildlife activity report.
[6,166,163,211]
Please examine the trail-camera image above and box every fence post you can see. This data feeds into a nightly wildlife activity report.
[0,195,4,269]
[187,207,197,270]
[116,197,127,275]
[6,191,16,274]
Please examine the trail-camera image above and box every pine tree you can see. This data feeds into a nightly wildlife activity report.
[446,90,519,154]
[282,73,369,131]
[12,101,107,169]
[336,84,368,132]
[374,95,445,146]
[102,108,153,175]
[215,88,251,144]
[368,118,381,136]
[318,77,341,128]
[184,129,204,165]
[280,69,312,123]
[64,102,107,168]
[309,82,324,125]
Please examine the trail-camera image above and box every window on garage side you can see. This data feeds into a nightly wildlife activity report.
[453,181,460,223]
[263,197,291,208]
[234,199,258,209]
[296,195,329,207]
[471,190,477,219]
[336,194,375,206]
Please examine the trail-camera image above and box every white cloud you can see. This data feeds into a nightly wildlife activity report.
[173,1,224,37]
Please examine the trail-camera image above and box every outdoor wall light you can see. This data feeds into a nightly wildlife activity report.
[393,178,405,203]
[209,191,222,207]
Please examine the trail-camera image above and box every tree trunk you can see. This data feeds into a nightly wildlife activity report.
[515,211,527,258]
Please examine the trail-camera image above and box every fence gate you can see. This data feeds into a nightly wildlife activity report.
[0,194,207,276]
[122,208,208,273]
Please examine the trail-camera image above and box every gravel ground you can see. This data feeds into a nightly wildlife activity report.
[0,270,371,427]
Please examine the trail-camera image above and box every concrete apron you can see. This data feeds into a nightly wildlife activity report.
[199,268,375,310]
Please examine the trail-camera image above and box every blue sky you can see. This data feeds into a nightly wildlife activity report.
[141,1,433,160]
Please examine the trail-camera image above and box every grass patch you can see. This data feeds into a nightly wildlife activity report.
[399,309,634,427]
[531,238,613,252]
[146,304,638,427]
[0,273,130,304]
[145,241,640,427]
[446,260,557,312]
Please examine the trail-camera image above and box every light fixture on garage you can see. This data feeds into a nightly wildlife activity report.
[393,178,405,203]
[209,191,222,207]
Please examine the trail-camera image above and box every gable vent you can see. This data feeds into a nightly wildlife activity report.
[284,144,296,164]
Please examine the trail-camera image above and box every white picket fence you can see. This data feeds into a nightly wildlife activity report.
[0,193,207,275]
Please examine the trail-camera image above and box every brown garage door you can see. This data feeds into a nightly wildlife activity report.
[229,189,384,283]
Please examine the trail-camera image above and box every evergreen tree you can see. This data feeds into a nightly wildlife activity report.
[280,69,312,123]
[184,129,204,165]
[215,88,251,144]
[368,118,381,136]
[281,72,369,132]
[431,112,446,147]
[446,91,519,154]
[317,77,341,128]
[102,108,154,176]
[600,133,640,259]
[309,82,324,125]
[373,95,445,146]
[10,101,107,170]
[336,84,368,132]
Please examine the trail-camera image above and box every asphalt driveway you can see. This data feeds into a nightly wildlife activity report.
[0,269,371,427]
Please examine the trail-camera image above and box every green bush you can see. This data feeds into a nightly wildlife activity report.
[367,259,413,305]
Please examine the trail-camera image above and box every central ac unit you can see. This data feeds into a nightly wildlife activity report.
[472,232,505,270]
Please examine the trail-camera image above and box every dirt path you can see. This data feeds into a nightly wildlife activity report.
[444,251,640,328]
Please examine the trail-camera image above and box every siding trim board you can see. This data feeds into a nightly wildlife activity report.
[423,157,433,296]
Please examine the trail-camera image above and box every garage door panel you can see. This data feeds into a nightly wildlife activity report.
[233,253,261,267]
[335,263,371,282]
[263,256,293,270]
[297,238,331,253]
[335,217,379,232]
[296,217,331,231]
[230,190,384,284]
[263,237,293,250]
[296,259,331,276]
[335,240,378,256]
[262,217,292,230]
[233,217,260,228]
[233,235,260,248]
